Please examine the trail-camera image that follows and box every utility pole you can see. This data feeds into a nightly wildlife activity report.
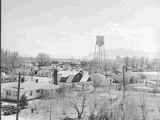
[0,71,2,120]
[16,72,21,120]
[0,0,1,117]
[121,65,126,120]
[122,65,126,99]
[49,102,52,120]
[31,68,33,81]
[53,68,58,85]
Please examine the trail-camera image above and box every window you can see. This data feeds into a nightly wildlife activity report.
[12,91,17,97]
[36,90,40,93]
[6,91,11,96]
[30,91,32,96]
[40,90,43,94]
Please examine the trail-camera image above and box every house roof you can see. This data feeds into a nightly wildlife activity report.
[90,73,106,82]
[58,70,78,77]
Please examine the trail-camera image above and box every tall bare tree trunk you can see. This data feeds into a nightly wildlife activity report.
[121,65,126,120]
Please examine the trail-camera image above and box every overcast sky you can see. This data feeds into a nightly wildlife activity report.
[2,0,160,58]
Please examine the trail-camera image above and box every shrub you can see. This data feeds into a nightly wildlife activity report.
[20,94,28,109]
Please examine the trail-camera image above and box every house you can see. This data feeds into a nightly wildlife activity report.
[1,72,17,83]
[1,80,59,101]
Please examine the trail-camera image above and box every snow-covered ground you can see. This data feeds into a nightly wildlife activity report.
[2,89,160,120]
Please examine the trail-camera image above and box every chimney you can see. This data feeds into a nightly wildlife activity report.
[21,77,25,83]
[35,79,38,83]
[52,69,58,85]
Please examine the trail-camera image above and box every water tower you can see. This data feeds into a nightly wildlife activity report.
[93,35,106,73]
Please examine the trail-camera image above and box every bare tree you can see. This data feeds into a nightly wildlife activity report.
[1,49,21,72]
[36,53,51,67]
[69,94,87,120]
[152,85,159,96]
[158,105,160,118]
[56,86,68,115]
[88,94,120,120]
[139,93,148,120]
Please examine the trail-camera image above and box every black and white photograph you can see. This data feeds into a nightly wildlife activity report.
[1,0,160,120]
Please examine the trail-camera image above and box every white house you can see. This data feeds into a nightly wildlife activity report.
[1,81,59,101]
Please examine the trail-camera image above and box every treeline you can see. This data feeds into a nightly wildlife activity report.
[1,49,53,73]
[1,49,24,73]
[87,56,160,73]
[1,48,160,74]
[119,56,160,72]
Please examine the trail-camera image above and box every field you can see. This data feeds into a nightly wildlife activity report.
[2,86,160,120]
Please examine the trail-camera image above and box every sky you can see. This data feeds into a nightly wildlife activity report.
[2,0,160,58]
